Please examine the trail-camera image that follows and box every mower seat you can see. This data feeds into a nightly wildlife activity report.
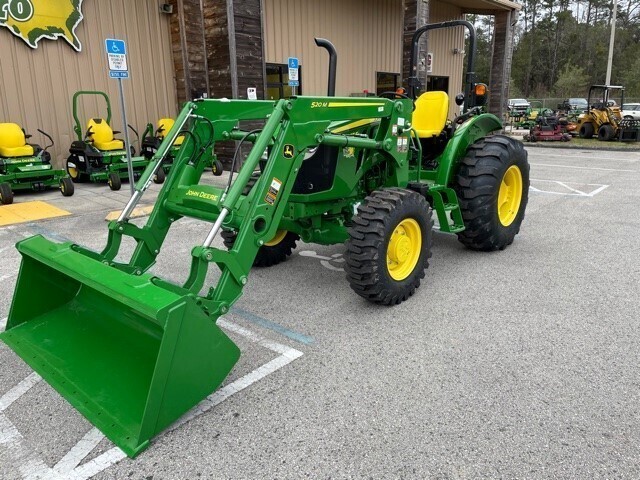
[0,123,35,157]
[87,118,124,151]
[412,91,449,138]
[157,118,184,146]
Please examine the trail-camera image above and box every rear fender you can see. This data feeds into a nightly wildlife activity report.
[435,113,503,186]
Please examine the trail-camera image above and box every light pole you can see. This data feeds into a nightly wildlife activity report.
[605,0,618,87]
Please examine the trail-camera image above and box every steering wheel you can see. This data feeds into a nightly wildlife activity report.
[379,91,416,111]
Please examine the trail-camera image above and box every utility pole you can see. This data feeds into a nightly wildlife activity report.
[605,0,618,87]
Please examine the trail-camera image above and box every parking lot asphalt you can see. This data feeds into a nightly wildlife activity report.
[1,146,640,479]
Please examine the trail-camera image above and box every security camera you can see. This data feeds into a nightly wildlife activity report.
[159,3,173,14]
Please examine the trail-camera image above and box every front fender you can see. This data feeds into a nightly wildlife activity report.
[435,113,503,186]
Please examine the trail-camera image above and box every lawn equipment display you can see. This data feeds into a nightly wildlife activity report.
[0,21,529,458]
[523,114,572,142]
[577,85,640,142]
[0,123,73,204]
[140,118,224,176]
[66,91,164,190]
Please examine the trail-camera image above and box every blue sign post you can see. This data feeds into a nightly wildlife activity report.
[288,57,299,93]
[105,38,135,194]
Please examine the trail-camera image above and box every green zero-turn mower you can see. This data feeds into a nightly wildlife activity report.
[66,91,166,190]
[140,117,224,175]
[0,123,74,204]
[1,21,529,457]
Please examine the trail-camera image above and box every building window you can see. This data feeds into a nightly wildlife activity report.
[266,63,301,99]
[426,76,449,93]
[376,72,400,96]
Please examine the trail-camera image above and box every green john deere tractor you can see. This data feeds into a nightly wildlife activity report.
[66,91,167,190]
[0,123,74,204]
[1,21,529,457]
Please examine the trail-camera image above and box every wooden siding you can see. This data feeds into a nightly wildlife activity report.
[0,0,177,168]
[264,0,404,96]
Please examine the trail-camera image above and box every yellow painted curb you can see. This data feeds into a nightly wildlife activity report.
[104,205,154,221]
[0,201,71,227]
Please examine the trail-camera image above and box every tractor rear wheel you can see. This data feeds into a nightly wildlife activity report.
[579,122,594,139]
[454,135,529,251]
[345,188,433,305]
[0,182,14,205]
[221,229,300,267]
[598,124,615,141]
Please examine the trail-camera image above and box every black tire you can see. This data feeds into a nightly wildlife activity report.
[153,167,166,184]
[454,135,529,251]
[0,182,14,205]
[624,115,633,120]
[108,172,121,191]
[212,159,224,176]
[221,229,299,267]
[345,188,433,305]
[67,156,86,183]
[579,122,594,139]
[220,172,299,267]
[598,124,615,141]
[60,177,74,197]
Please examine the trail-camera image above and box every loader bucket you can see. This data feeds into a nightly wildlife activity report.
[0,235,240,457]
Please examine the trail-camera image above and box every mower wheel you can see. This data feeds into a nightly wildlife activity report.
[60,178,74,197]
[0,182,14,205]
[345,188,433,305]
[221,229,300,267]
[454,135,529,251]
[598,124,615,141]
[212,160,224,176]
[108,172,122,191]
[579,122,594,139]
[67,156,86,183]
[153,167,165,184]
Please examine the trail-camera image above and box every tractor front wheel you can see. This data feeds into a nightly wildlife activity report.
[0,182,14,205]
[579,122,594,139]
[107,172,121,191]
[454,135,529,251]
[221,229,299,267]
[212,160,224,176]
[598,124,615,141]
[153,167,165,184]
[345,188,433,305]
[67,156,86,183]
[60,178,74,197]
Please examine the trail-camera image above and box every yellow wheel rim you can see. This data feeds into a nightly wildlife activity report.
[386,218,422,281]
[68,167,78,179]
[265,230,287,247]
[498,165,523,227]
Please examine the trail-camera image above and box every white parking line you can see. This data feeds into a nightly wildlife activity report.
[0,319,303,480]
[530,163,636,173]
[529,179,609,197]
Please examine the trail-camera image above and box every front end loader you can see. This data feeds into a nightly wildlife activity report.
[1,22,528,457]
[0,123,74,204]
[577,85,640,142]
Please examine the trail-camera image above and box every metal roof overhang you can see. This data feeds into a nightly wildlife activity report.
[443,0,522,14]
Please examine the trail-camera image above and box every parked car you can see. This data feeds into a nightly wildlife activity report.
[508,98,530,116]
[557,98,588,112]
[622,103,640,119]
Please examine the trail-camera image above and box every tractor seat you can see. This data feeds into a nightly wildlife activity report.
[0,123,35,157]
[157,118,184,146]
[412,91,449,138]
[87,118,124,151]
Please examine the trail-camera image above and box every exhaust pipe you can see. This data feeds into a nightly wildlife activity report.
[314,38,337,97]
